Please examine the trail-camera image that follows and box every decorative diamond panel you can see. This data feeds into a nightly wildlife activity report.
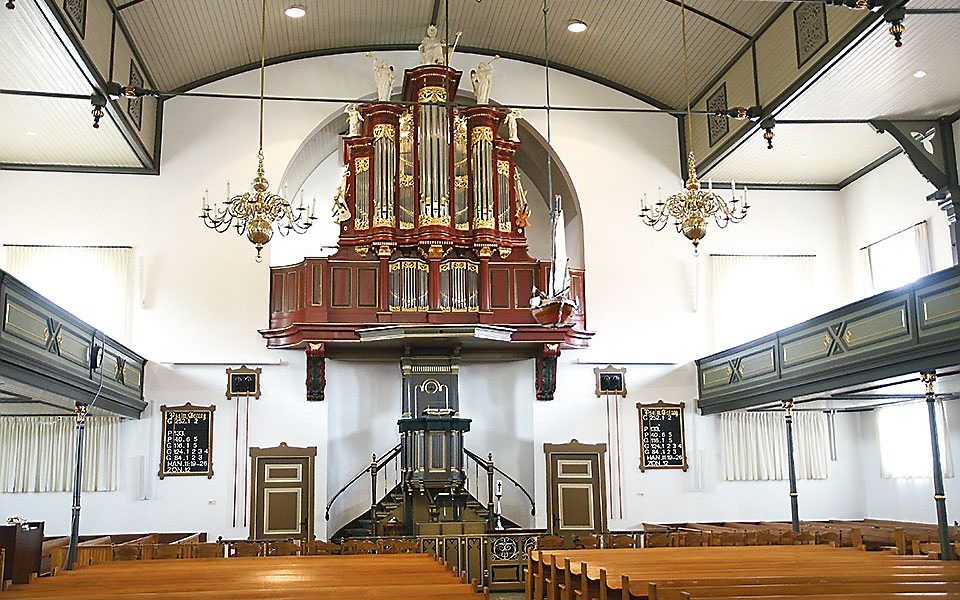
[706,83,728,147]
[128,60,144,130]
[794,2,828,68]
[63,0,86,39]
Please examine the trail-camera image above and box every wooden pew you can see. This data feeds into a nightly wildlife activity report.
[1,554,488,599]
[528,545,960,600]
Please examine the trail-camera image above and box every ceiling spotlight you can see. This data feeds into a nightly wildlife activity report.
[25,131,38,136]
[284,4,306,18]
[567,19,588,33]
[913,70,927,79]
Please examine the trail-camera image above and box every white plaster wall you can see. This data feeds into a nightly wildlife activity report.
[0,51,864,537]
[839,154,953,300]
[858,398,960,523]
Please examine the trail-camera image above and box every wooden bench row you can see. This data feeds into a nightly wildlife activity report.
[526,545,960,600]
[652,520,960,556]
[3,553,489,599]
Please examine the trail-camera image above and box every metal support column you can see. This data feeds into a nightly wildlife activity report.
[369,453,379,537]
[66,402,88,570]
[782,399,801,533]
[922,372,953,560]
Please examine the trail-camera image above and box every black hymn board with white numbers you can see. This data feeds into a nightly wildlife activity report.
[159,404,215,479]
[637,400,688,472]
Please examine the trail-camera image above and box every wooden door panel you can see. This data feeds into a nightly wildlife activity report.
[263,487,302,536]
[250,449,315,541]
[545,442,607,539]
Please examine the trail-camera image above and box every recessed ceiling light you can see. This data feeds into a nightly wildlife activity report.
[567,19,588,33]
[25,131,38,136]
[284,4,306,18]
[913,70,927,78]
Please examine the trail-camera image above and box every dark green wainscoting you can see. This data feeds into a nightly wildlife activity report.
[0,268,146,418]
[697,266,960,414]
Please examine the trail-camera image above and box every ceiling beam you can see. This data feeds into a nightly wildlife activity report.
[658,0,752,38]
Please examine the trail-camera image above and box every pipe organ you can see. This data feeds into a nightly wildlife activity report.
[262,65,591,373]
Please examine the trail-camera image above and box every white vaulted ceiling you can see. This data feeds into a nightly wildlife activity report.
[118,0,784,107]
[705,123,901,186]
[779,12,960,120]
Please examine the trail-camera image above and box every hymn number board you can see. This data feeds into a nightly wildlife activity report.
[637,401,688,472]
[159,404,215,479]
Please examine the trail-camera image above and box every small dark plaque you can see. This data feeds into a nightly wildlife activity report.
[159,404,214,479]
[637,400,687,472]
[226,366,261,399]
[594,365,627,397]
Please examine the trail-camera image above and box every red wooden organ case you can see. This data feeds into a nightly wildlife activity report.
[260,66,591,373]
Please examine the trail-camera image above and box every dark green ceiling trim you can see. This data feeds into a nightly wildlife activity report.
[0,162,154,175]
[708,182,842,191]
[170,44,677,112]
[836,147,903,189]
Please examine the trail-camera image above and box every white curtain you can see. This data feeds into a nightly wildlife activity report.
[2,245,133,343]
[862,221,932,295]
[710,255,816,350]
[0,416,120,493]
[876,400,953,479]
[720,411,829,481]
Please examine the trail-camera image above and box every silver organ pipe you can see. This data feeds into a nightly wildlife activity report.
[354,157,370,230]
[454,114,469,231]
[417,91,451,226]
[398,110,415,229]
[373,124,396,227]
[471,127,494,229]
[497,160,511,232]
[439,261,479,313]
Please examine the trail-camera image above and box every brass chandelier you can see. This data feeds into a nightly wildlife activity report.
[640,0,749,252]
[199,0,315,261]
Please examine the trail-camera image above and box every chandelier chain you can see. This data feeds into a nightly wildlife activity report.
[680,0,692,146]
[258,0,266,155]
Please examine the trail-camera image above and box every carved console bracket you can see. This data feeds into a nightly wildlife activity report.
[871,118,957,193]
[306,343,326,402]
[535,343,561,402]
[873,118,960,265]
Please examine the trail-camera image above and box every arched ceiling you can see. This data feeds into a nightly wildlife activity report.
[117,0,786,108]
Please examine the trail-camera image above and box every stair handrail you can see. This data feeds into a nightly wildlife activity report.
[464,448,536,516]
[325,443,402,521]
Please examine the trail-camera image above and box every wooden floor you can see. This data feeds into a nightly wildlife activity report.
[4,553,483,599]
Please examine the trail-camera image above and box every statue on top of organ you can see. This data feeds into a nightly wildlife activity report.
[261,31,592,393]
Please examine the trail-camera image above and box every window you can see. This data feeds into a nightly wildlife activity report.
[876,401,953,479]
[719,411,829,481]
[0,416,120,493]
[2,245,133,342]
[862,221,931,295]
[710,254,816,350]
